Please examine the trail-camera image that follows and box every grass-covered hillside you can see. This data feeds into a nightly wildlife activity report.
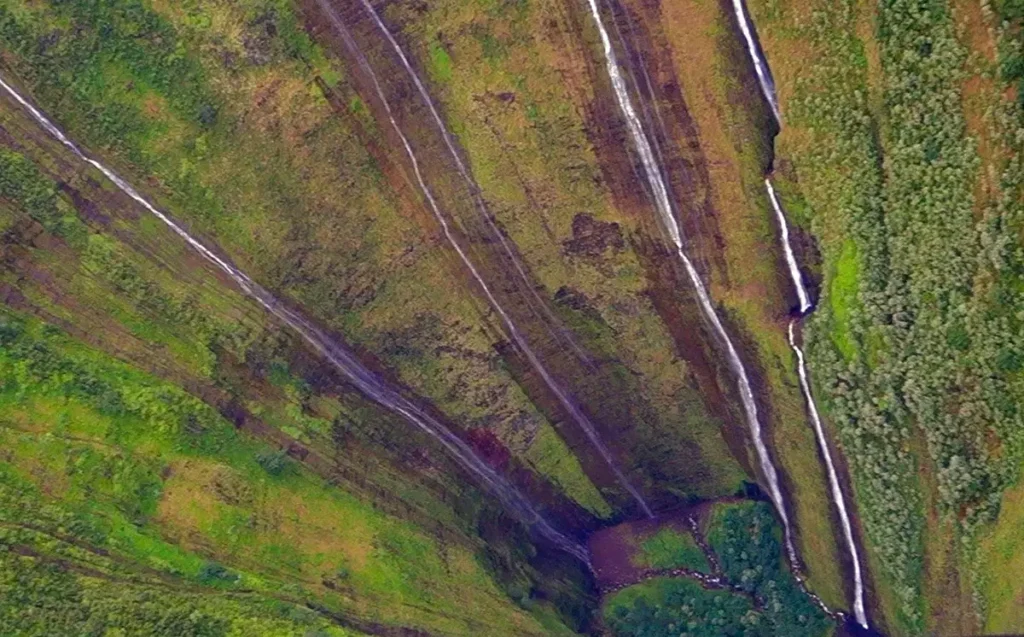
[2,0,1023,634]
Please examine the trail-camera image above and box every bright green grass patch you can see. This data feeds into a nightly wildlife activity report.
[524,422,612,518]
[428,38,454,83]
[829,238,860,360]
[978,462,1024,633]
[0,311,560,636]
[635,527,710,572]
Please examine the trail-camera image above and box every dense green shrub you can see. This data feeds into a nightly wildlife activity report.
[784,0,1024,628]
[708,503,830,637]
[605,578,760,637]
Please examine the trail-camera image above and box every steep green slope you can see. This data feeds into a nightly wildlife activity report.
[7,0,1024,634]
[0,128,587,632]
[751,0,1024,632]
[0,311,574,635]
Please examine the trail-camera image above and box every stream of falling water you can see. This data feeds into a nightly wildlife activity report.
[730,0,869,623]
[768,179,869,628]
[730,0,779,123]
[0,72,592,567]
[314,0,653,519]
[766,179,811,313]
[582,0,798,566]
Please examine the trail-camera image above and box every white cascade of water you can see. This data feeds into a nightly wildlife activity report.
[0,72,592,566]
[787,322,867,627]
[316,0,653,518]
[765,178,811,313]
[770,177,868,627]
[730,0,779,123]
[582,0,797,565]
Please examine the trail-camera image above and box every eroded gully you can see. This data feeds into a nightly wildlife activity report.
[0,72,592,567]
[313,0,653,518]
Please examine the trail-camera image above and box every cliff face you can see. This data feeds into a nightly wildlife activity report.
[0,0,1021,634]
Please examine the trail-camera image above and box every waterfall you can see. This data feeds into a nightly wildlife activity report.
[0,72,592,567]
[582,0,798,566]
[731,0,869,620]
[770,177,868,628]
[730,0,779,123]
[788,322,867,626]
[765,179,811,313]
[315,0,653,518]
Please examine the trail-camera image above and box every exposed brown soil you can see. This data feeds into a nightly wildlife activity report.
[562,212,626,258]
[587,503,728,590]
[952,0,1013,223]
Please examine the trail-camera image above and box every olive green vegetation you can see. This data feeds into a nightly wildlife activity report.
[0,0,615,516]
[0,312,567,636]
[752,0,1024,632]
[634,527,710,573]
[380,0,749,501]
[0,132,588,634]
[604,502,830,637]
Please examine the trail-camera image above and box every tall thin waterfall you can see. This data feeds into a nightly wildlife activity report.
[730,0,779,123]
[769,178,868,628]
[765,179,811,313]
[315,0,653,518]
[0,73,592,567]
[582,0,797,565]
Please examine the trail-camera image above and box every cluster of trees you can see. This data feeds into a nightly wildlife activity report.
[786,0,1024,628]
[995,0,1024,112]
[606,578,760,637]
[708,503,831,637]
[605,503,830,637]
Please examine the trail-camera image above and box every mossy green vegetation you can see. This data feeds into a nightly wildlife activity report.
[829,239,859,361]
[524,422,613,518]
[977,459,1024,632]
[604,501,830,637]
[0,311,568,636]
[634,527,710,573]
